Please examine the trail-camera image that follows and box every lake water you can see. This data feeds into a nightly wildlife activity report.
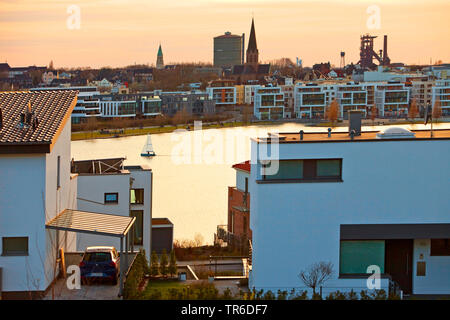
[71,122,448,244]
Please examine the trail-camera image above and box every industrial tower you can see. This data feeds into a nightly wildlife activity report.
[357,34,390,70]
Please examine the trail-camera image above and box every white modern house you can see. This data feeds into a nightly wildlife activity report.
[0,90,79,299]
[374,82,410,117]
[249,122,450,297]
[71,158,153,261]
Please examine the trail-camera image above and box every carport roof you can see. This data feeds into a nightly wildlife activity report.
[46,209,135,238]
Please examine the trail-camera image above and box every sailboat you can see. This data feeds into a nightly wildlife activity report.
[140,134,156,157]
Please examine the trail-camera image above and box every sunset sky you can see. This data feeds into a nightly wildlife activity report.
[1,0,449,69]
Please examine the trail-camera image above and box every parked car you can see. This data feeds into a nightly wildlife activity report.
[79,246,120,285]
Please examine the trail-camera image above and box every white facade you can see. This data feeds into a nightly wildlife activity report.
[249,130,450,296]
[0,123,78,294]
[75,165,152,261]
[374,82,409,117]
[294,83,337,119]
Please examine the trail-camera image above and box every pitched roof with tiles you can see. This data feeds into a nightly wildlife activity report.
[0,90,77,153]
[232,160,251,173]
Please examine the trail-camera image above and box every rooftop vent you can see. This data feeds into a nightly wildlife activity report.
[376,127,416,139]
[348,110,363,136]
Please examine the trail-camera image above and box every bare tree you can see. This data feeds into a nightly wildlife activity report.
[370,104,378,126]
[432,97,442,123]
[298,261,334,296]
[408,98,418,120]
[326,99,339,127]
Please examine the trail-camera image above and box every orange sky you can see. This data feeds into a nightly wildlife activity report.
[1,0,449,68]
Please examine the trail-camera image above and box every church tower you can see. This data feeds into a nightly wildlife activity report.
[246,18,259,70]
[156,44,164,69]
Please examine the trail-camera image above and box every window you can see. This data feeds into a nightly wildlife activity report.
[2,237,29,256]
[430,239,450,256]
[104,192,118,204]
[130,210,144,245]
[262,159,342,182]
[57,156,61,189]
[340,240,385,275]
[130,189,144,205]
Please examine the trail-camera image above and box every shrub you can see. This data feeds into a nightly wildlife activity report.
[160,249,168,277]
[168,250,177,277]
[123,250,149,300]
[326,290,346,300]
[150,250,159,276]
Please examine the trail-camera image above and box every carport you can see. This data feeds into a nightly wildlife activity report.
[46,209,136,297]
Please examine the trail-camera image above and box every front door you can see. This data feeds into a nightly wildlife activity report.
[385,239,413,294]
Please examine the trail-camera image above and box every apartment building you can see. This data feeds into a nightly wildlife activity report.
[409,80,435,112]
[374,82,409,117]
[432,79,450,116]
[280,84,295,118]
[99,94,161,118]
[159,91,215,117]
[31,86,101,124]
[206,80,237,110]
[249,122,450,296]
[294,83,336,119]
[335,83,368,118]
[253,86,285,120]
[0,91,79,298]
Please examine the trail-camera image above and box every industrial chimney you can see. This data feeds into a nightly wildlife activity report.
[383,35,390,65]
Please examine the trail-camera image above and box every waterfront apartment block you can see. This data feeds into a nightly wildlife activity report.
[336,83,368,118]
[432,80,450,116]
[249,125,450,296]
[159,91,215,117]
[206,80,237,109]
[99,94,161,118]
[409,80,435,112]
[294,83,336,119]
[253,86,285,120]
[374,82,409,117]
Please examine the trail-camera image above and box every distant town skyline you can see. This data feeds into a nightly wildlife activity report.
[1,0,449,69]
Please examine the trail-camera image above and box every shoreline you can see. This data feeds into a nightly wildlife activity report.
[71,118,449,141]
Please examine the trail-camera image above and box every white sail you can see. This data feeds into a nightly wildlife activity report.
[141,134,155,156]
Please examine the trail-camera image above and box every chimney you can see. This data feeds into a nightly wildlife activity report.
[348,110,362,136]
[383,35,388,65]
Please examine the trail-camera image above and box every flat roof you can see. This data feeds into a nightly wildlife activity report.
[253,129,450,144]
[46,209,135,238]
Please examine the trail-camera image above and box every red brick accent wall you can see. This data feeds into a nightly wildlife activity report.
[227,186,252,240]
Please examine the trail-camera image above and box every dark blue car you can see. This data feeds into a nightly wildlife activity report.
[79,246,120,285]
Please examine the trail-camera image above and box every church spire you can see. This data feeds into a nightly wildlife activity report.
[156,44,164,69]
[246,18,259,68]
[247,18,257,52]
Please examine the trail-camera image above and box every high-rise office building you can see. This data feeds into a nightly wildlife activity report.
[213,32,244,68]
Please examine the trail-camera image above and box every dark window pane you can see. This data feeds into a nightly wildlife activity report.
[303,160,316,179]
[104,193,118,203]
[130,210,144,245]
[430,239,450,256]
[2,237,28,255]
[317,159,341,177]
[340,240,385,274]
[265,160,303,180]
